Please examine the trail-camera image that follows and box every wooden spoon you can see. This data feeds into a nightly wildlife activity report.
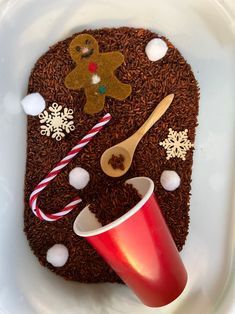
[100,94,174,177]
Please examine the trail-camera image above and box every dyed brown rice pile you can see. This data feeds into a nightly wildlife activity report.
[89,183,141,226]
[108,154,125,170]
[24,27,199,283]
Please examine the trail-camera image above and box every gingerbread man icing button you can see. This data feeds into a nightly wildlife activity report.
[65,34,132,115]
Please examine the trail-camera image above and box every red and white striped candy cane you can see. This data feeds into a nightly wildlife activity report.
[29,113,112,222]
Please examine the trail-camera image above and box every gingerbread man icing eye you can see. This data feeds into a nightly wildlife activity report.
[76,46,81,53]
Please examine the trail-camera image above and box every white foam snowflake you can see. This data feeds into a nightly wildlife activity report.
[159,128,193,161]
[38,103,75,141]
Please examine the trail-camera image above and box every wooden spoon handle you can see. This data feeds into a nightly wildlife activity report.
[136,94,174,138]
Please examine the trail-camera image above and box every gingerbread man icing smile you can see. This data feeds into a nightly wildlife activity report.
[65,34,132,115]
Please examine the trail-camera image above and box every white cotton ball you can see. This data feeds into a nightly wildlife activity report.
[21,92,46,116]
[145,38,168,62]
[69,167,90,189]
[46,244,69,267]
[91,74,101,85]
[160,170,181,191]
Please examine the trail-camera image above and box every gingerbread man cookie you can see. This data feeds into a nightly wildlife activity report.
[65,34,132,114]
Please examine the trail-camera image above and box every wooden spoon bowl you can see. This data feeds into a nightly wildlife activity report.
[100,94,174,177]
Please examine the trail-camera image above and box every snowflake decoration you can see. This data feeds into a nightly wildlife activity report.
[159,128,193,161]
[38,103,75,141]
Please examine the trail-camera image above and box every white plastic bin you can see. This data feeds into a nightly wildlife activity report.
[0,0,235,313]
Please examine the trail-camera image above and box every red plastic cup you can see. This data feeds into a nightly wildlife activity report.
[73,177,187,307]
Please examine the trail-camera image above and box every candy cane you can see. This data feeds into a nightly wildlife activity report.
[29,113,112,222]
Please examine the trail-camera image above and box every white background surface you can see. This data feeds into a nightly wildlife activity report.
[0,0,235,313]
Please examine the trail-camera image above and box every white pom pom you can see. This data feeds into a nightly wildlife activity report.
[145,38,168,62]
[91,74,101,85]
[69,167,90,189]
[160,170,181,191]
[46,244,69,267]
[21,92,46,116]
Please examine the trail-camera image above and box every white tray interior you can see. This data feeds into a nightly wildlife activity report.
[0,0,235,313]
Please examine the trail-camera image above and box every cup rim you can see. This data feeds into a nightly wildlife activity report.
[73,176,154,237]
